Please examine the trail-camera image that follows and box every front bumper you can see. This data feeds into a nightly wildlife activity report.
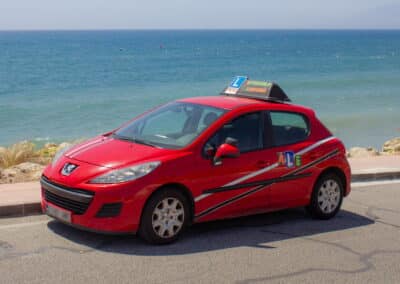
[40,176,141,234]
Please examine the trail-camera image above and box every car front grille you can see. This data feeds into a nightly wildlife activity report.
[41,176,94,215]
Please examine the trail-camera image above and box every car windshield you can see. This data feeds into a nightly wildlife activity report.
[113,102,226,149]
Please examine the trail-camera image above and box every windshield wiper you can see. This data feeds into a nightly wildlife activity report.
[112,133,157,148]
[112,134,133,142]
[131,138,158,148]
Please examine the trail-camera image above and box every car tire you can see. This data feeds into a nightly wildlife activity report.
[139,188,189,244]
[307,173,343,220]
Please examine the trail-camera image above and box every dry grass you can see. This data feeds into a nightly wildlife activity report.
[0,140,79,169]
[0,141,38,168]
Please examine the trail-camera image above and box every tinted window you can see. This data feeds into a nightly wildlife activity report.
[270,112,309,146]
[206,112,263,153]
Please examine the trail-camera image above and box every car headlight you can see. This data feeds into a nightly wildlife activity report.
[52,145,72,166]
[89,161,161,184]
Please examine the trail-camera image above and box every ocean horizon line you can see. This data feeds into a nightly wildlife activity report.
[1,28,400,32]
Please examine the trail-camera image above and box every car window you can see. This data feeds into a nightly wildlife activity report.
[114,102,225,149]
[197,108,221,133]
[141,108,188,136]
[270,111,309,146]
[205,112,263,154]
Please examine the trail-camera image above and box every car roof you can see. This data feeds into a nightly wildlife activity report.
[178,96,314,115]
[178,96,260,109]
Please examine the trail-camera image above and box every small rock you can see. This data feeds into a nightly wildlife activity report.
[14,162,44,174]
[2,168,18,177]
[382,137,400,154]
[0,162,45,184]
[347,147,379,158]
[0,170,5,182]
[30,170,43,180]
[0,168,18,183]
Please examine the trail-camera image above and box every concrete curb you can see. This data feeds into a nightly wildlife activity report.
[1,171,400,218]
[0,202,42,218]
[351,171,400,182]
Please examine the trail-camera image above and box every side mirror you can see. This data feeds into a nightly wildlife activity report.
[213,137,240,165]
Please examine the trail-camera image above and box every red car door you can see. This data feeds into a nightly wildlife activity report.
[191,111,275,222]
[265,111,315,210]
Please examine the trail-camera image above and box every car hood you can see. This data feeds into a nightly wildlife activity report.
[65,136,172,169]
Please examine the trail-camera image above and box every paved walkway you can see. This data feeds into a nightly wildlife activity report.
[0,181,41,217]
[0,155,399,217]
[350,155,400,182]
[350,155,400,173]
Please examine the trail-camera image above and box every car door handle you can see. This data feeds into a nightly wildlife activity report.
[256,160,269,168]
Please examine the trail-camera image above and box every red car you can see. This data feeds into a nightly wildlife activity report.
[41,77,351,244]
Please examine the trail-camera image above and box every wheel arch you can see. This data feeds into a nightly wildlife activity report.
[140,182,195,226]
[316,167,347,196]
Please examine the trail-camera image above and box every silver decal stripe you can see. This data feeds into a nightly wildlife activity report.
[69,138,108,158]
[296,136,336,155]
[194,136,336,203]
[67,137,104,156]
[225,162,279,187]
[194,193,212,202]
[194,162,279,202]
[194,148,339,220]
[203,172,312,194]
[195,185,266,220]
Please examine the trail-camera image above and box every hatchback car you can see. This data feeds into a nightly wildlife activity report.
[41,77,351,244]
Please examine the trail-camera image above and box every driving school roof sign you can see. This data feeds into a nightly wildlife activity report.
[221,76,291,103]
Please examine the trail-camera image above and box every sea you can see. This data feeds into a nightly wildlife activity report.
[1,30,399,149]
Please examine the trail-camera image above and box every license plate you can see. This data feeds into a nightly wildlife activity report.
[46,204,71,223]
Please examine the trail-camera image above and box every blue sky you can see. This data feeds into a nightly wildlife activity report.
[1,0,399,30]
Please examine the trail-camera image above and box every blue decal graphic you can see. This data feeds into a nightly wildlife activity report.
[284,151,295,168]
[230,76,247,88]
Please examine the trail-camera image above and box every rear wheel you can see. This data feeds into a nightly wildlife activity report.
[307,173,343,219]
[139,188,189,244]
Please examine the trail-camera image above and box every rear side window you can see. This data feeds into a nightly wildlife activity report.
[270,111,309,146]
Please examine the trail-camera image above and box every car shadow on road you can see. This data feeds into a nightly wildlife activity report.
[47,208,374,256]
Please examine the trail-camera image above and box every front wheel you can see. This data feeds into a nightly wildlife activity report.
[139,188,189,244]
[307,173,343,220]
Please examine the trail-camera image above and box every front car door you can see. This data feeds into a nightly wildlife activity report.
[192,111,275,222]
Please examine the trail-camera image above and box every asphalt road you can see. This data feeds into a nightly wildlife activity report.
[1,181,400,284]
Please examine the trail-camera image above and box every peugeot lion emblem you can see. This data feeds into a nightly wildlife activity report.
[61,163,78,176]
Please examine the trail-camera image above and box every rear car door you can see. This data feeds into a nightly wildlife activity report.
[265,111,315,209]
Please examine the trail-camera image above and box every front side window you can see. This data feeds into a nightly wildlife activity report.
[114,102,225,149]
[205,112,263,154]
[270,111,309,146]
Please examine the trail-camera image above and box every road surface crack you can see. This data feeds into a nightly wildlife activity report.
[237,229,400,283]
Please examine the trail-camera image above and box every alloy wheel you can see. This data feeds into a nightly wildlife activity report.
[151,197,185,238]
[317,179,341,214]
